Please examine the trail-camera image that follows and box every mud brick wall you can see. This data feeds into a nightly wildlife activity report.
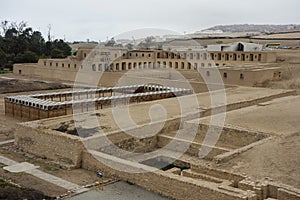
[81,150,255,200]
[157,135,228,160]
[15,123,85,168]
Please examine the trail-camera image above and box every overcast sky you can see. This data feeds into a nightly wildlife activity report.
[1,0,300,42]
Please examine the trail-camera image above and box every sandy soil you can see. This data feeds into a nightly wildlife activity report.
[253,32,300,39]
[0,78,70,94]
[200,96,300,136]
[217,132,300,188]
[193,38,300,47]
[205,96,300,188]
[0,161,67,197]
[0,179,53,200]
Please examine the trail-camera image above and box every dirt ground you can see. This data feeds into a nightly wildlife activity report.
[217,132,300,188]
[0,78,70,94]
[202,96,300,188]
[193,38,300,47]
[253,32,300,39]
[0,161,66,198]
[0,178,54,200]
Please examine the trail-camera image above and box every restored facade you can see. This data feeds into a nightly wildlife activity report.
[13,46,280,86]
[209,51,277,66]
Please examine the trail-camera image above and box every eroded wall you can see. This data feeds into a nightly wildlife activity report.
[15,123,85,168]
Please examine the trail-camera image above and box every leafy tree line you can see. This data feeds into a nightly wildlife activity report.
[0,21,71,70]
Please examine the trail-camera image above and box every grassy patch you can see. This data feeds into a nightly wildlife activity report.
[44,167,60,172]
[0,178,17,188]
[0,70,12,74]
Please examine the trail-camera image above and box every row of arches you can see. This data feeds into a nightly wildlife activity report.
[210,52,262,62]
[91,61,213,72]
[125,51,209,60]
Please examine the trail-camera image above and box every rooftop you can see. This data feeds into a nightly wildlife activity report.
[5,85,192,111]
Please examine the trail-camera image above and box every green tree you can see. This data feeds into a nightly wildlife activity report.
[50,48,64,58]
[14,51,38,63]
[4,28,18,55]
[0,20,71,68]
[29,31,45,56]
[52,39,71,57]
[0,48,7,67]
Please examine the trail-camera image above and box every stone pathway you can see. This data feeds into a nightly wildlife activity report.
[26,168,84,192]
[0,139,14,146]
[3,162,39,173]
[0,151,88,193]
[0,154,18,166]
[0,76,15,80]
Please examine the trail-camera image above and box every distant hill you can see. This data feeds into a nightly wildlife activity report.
[205,24,300,33]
